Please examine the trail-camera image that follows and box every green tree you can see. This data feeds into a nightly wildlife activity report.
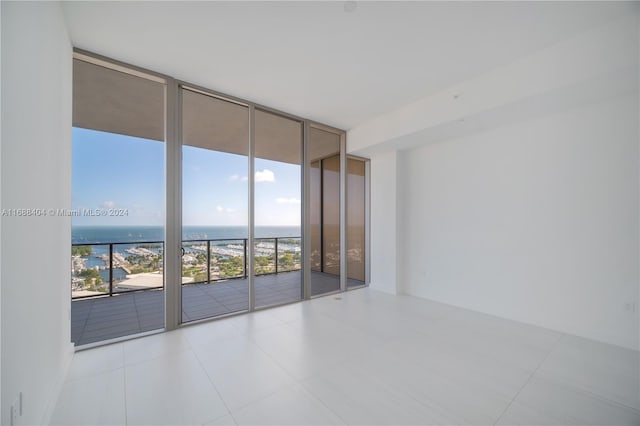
[218,256,244,278]
[72,245,92,256]
[78,268,102,287]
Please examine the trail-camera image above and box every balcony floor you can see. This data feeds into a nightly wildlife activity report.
[72,271,365,346]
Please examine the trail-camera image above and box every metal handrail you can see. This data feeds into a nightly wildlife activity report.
[71,236,301,299]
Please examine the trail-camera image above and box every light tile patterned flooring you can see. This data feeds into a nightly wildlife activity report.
[55,288,640,425]
[72,271,363,346]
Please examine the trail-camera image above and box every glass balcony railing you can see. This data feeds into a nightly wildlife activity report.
[71,237,301,299]
[71,241,164,298]
[254,237,302,275]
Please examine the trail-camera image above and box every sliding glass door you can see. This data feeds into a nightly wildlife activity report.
[254,110,303,308]
[181,88,250,322]
[179,92,307,320]
[347,157,367,288]
[309,127,343,296]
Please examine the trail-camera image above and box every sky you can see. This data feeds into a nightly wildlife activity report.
[72,128,301,227]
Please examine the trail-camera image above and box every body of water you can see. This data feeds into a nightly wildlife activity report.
[72,225,301,244]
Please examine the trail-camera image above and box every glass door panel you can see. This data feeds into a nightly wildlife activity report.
[254,110,303,308]
[181,88,249,322]
[308,128,342,296]
[310,160,322,274]
[347,158,366,288]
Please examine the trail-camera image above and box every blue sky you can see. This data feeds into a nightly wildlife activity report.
[72,128,301,227]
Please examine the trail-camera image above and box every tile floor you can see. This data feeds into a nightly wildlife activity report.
[52,288,640,425]
[72,271,364,346]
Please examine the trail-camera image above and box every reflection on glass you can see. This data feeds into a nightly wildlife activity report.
[254,110,302,308]
[347,158,366,287]
[322,155,341,276]
[309,128,342,296]
[310,161,321,272]
[181,88,249,322]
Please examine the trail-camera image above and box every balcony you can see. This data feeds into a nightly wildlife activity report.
[71,238,363,346]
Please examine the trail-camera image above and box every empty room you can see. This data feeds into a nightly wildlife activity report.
[1,1,639,425]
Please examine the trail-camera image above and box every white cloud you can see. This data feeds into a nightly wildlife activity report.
[102,201,115,208]
[227,170,274,183]
[216,205,236,213]
[276,197,301,205]
[255,169,275,183]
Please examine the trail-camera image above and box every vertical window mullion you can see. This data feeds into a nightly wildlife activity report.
[303,122,312,300]
[339,134,347,292]
[248,105,256,311]
[165,79,181,330]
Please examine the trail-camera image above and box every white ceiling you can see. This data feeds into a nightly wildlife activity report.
[61,1,634,130]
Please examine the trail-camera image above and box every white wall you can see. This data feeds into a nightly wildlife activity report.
[350,10,640,350]
[369,150,400,295]
[1,2,73,424]
[0,1,4,417]
[400,92,639,350]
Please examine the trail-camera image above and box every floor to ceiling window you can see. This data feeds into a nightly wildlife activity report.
[70,56,166,346]
[70,51,368,346]
[254,109,303,308]
[309,127,343,296]
[347,157,368,288]
[181,88,250,322]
